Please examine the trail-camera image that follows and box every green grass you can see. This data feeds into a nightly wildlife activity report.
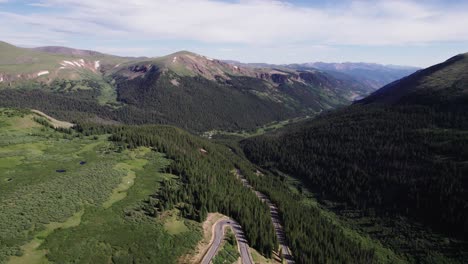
[101,158,148,209]
[77,71,121,106]
[163,210,190,235]
[212,229,240,264]
[205,115,312,139]
[0,108,201,264]
[250,248,277,264]
[8,209,84,264]
[0,156,23,169]
[0,41,128,75]
[41,152,201,264]
[0,109,127,263]
[0,41,125,108]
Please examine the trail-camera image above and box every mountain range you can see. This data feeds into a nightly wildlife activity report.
[0,39,467,264]
[0,41,418,131]
[224,60,419,90]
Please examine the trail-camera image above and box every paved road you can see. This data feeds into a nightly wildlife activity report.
[237,170,295,264]
[201,219,253,264]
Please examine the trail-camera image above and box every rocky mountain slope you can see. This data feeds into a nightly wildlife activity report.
[290,62,419,90]
[0,41,380,131]
[226,60,419,91]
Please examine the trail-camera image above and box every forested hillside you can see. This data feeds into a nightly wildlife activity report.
[70,121,407,264]
[241,54,468,263]
[361,53,468,105]
[0,41,377,132]
[242,105,468,233]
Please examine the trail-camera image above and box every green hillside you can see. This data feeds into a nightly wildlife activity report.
[0,108,407,264]
[0,41,127,77]
[241,54,468,263]
[109,53,365,131]
[0,109,200,264]
[361,53,468,105]
[0,41,374,132]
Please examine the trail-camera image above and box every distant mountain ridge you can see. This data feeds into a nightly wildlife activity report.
[224,60,419,93]
[0,41,129,84]
[288,62,419,90]
[32,46,109,57]
[109,50,371,130]
[0,40,411,131]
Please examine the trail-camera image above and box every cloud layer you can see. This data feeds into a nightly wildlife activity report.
[0,0,467,65]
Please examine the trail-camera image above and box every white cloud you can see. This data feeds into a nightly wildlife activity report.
[0,0,467,46]
[0,0,467,66]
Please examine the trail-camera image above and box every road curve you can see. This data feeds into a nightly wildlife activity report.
[201,219,253,264]
[237,170,295,264]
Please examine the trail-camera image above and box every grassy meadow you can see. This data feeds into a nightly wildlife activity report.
[0,109,200,264]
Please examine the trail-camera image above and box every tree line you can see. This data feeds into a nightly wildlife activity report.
[241,104,468,240]
[76,121,383,263]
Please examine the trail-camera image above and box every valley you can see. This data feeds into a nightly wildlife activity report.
[0,41,416,132]
[240,53,468,263]
[0,107,404,264]
[0,37,466,264]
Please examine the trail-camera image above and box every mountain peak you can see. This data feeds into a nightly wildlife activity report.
[169,50,200,57]
[136,50,246,79]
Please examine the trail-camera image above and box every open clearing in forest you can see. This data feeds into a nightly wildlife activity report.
[164,211,190,235]
[31,109,74,129]
[0,109,201,264]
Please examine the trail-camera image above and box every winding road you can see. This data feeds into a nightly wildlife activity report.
[201,218,253,264]
[201,169,295,264]
[237,170,295,264]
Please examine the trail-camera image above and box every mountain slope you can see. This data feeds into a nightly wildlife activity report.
[0,41,374,131]
[32,46,110,57]
[107,51,373,130]
[295,62,419,90]
[240,53,468,263]
[0,41,129,83]
[225,60,419,92]
[1,108,397,264]
[360,53,468,106]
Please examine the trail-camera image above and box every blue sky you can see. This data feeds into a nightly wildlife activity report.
[1,0,467,67]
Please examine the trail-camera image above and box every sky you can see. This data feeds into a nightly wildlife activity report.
[0,0,467,67]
